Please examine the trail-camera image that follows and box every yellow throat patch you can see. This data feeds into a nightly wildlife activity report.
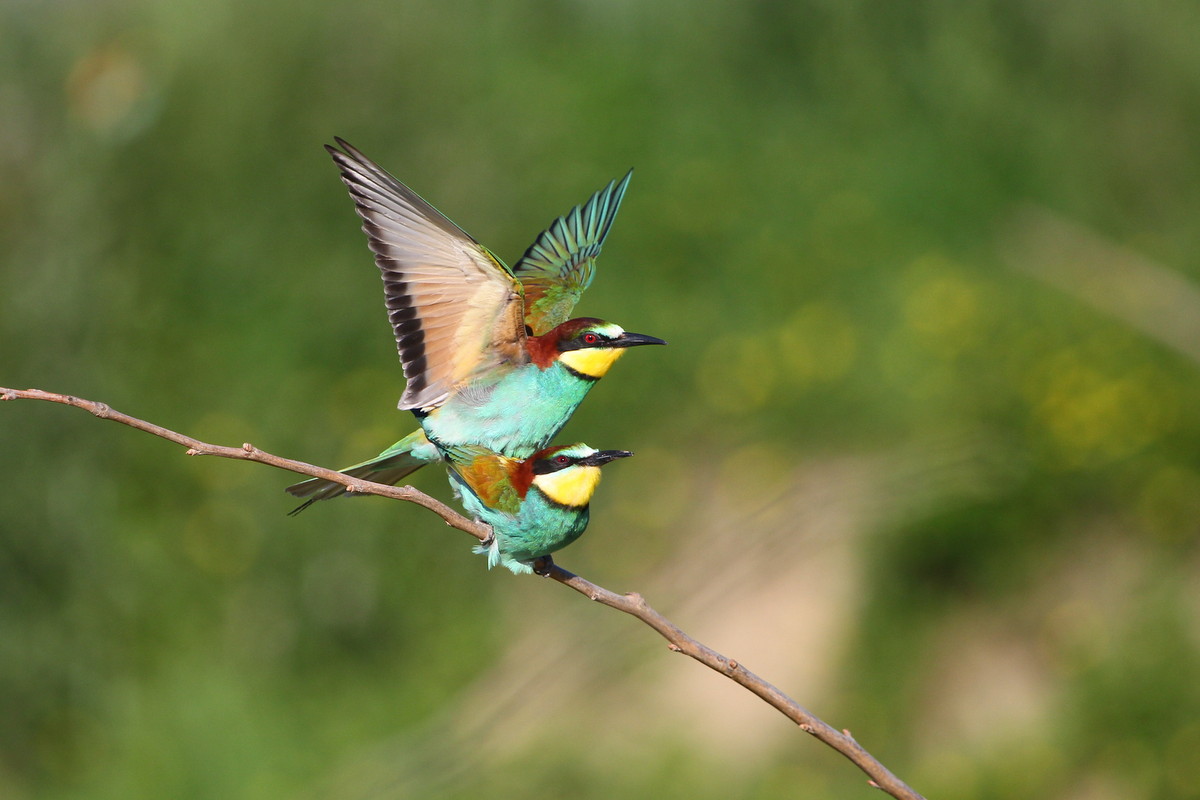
[533,465,603,508]
[558,347,627,379]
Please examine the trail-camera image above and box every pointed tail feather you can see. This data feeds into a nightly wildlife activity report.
[285,460,426,515]
[285,429,437,514]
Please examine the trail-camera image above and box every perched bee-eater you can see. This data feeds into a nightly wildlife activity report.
[444,442,633,574]
[287,140,663,511]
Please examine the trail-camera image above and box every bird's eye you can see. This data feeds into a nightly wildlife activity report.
[582,332,600,345]
[554,455,571,465]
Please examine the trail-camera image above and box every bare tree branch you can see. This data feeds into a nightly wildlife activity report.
[0,387,488,539]
[1,385,926,800]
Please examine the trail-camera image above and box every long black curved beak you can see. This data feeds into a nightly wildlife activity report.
[610,332,667,348]
[581,450,634,467]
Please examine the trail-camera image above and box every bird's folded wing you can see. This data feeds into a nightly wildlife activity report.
[442,444,522,513]
[328,139,527,410]
[512,169,632,335]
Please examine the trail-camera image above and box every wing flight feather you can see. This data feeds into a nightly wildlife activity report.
[327,138,527,410]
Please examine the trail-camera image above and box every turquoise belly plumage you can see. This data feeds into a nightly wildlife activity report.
[458,482,591,570]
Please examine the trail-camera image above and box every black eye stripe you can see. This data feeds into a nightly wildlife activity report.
[560,330,616,351]
[532,454,582,474]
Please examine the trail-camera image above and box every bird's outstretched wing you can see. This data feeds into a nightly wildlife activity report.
[327,138,527,410]
[512,169,632,335]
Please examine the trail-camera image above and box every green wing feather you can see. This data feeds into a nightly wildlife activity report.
[513,169,633,335]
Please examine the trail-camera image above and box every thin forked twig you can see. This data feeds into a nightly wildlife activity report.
[1,386,925,800]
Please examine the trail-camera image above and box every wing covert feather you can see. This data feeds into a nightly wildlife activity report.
[443,444,522,513]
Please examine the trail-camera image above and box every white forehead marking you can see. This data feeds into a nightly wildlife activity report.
[595,322,625,338]
[552,444,597,460]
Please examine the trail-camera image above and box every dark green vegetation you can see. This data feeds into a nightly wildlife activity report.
[3,2,1200,798]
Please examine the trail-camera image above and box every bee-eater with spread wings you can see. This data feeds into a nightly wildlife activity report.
[287,140,663,511]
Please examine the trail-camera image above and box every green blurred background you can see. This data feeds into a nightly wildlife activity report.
[4,1,1200,798]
